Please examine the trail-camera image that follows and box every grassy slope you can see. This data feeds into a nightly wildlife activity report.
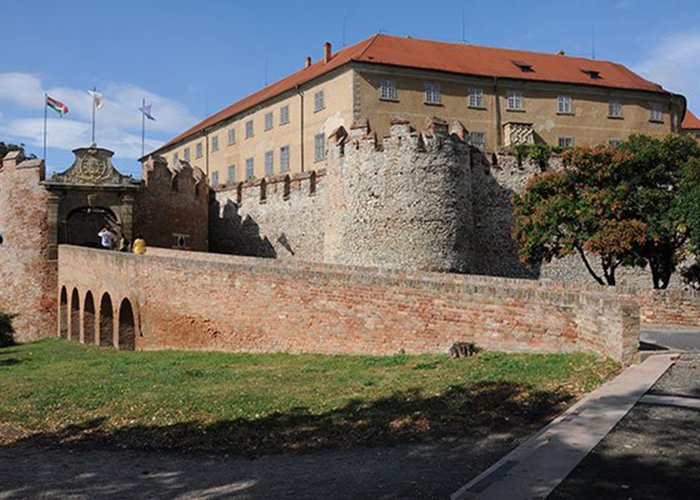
[0,339,619,453]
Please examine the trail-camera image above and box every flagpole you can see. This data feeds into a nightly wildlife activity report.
[43,93,48,165]
[141,98,146,164]
[91,86,96,145]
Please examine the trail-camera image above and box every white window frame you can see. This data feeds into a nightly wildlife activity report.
[558,136,574,148]
[211,135,219,152]
[211,171,219,186]
[227,164,236,183]
[264,150,274,176]
[314,133,325,161]
[280,145,290,172]
[314,91,325,112]
[245,158,254,180]
[183,147,190,161]
[228,128,236,145]
[609,100,623,118]
[608,139,621,148]
[557,95,572,114]
[650,103,663,122]
[173,152,179,164]
[264,111,273,131]
[470,131,486,150]
[424,82,441,105]
[468,88,484,108]
[280,105,290,125]
[379,79,397,101]
[507,90,523,110]
[245,120,254,138]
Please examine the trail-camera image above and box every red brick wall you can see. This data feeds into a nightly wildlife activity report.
[58,245,640,363]
[0,153,57,341]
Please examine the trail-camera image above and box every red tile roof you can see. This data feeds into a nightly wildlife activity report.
[682,109,700,130]
[155,34,673,153]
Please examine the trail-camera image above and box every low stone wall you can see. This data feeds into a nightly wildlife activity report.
[58,245,640,363]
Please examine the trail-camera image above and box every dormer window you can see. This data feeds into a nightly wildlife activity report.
[512,60,534,73]
[582,69,601,79]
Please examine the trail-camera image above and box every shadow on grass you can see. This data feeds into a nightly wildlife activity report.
[0,358,20,367]
[8,380,572,456]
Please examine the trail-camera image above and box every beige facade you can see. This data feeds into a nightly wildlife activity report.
[159,62,684,185]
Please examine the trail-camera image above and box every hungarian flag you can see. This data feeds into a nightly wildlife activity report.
[46,95,69,117]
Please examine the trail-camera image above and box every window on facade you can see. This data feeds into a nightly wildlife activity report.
[314,91,325,111]
[264,111,273,130]
[558,137,574,148]
[173,152,179,164]
[507,90,523,110]
[470,132,486,150]
[228,128,236,144]
[211,135,219,152]
[379,79,397,101]
[280,145,290,172]
[609,100,623,118]
[245,120,254,138]
[468,88,485,108]
[227,165,236,183]
[280,105,290,125]
[211,171,219,186]
[264,150,274,176]
[424,82,441,105]
[195,143,203,158]
[184,147,190,161]
[314,133,326,161]
[650,103,663,122]
[608,139,621,148]
[245,158,254,180]
[557,95,572,114]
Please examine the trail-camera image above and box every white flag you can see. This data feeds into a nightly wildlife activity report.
[87,89,104,109]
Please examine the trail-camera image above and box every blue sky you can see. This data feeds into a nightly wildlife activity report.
[1,0,699,177]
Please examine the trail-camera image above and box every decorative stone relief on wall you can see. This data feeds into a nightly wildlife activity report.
[503,121,534,146]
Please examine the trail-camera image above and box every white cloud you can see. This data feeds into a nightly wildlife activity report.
[0,72,196,159]
[634,31,700,110]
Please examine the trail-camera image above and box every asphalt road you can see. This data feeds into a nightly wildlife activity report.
[640,328,700,352]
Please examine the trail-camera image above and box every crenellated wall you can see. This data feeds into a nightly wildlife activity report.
[136,156,209,251]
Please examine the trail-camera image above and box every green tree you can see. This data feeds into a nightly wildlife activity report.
[0,142,24,159]
[513,146,647,286]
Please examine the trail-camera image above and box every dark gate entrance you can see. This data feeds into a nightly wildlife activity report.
[65,207,118,248]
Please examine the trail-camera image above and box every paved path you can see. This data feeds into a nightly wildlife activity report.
[641,327,700,352]
[0,429,536,499]
[452,353,700,499]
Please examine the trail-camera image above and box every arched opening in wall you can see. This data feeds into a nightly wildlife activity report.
[59,286,68,338]
[309,171,317,196]
[70,288,80,341]
[260,179,267,203]
[83,291,96,344]
[283,175,291,200]
[64,207,119,248]
[99,293,114,347]
[118,298,136,351]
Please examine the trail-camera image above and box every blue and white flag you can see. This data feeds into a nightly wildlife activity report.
[139,102,156,121]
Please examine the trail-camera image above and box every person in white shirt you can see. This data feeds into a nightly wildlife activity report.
[97,227,117,250]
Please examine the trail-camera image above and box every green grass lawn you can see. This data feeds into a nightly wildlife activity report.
[0,339,619,454]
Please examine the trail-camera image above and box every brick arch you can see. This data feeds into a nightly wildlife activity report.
[99,292,114,347]
[118,298,136,351]
[59,286,68,338]
[70,288,80,341]
[83,291,96,344]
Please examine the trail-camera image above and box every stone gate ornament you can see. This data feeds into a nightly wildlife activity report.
[48,146,134,186]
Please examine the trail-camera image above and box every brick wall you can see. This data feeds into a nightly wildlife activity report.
[0,152,57,341]
[58,245,640,363]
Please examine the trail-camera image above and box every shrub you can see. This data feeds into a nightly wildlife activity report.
[0,311,16,347]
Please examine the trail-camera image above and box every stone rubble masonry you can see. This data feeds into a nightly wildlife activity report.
[0,152,56,341]
[58,245,640,364]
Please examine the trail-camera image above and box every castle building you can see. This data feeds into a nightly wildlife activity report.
[150,34,686,185]
[682,109,700,139]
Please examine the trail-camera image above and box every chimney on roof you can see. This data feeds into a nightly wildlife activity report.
[324,42,332,64]
[305,56,312,68]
